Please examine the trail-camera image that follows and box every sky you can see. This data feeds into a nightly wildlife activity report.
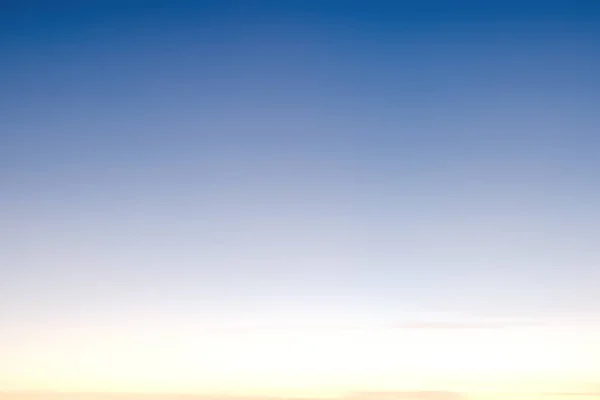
[1,1,600,399]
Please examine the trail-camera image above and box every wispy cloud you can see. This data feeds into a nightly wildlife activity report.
[390,322,522,330]
[542,392,600,397]
[0,392,468,400]
[347,391,466,400]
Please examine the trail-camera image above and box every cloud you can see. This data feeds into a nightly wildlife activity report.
[541,383,600,397]
[389,321,539,330]
[0,391,468,400]
[346,391,466,400]
[542,393,600,397]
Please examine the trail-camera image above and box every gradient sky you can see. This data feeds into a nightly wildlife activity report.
[1,1,600,398]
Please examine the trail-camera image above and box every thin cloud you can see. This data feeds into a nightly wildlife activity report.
[389,321,539,330]
[542,393,600,397]
[346,391,466,400]
[0,391,468,400]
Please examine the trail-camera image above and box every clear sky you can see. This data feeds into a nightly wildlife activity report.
[1,1,600,399]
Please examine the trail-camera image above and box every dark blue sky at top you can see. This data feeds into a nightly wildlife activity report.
[3,1,599,181]
[2,1,600,331]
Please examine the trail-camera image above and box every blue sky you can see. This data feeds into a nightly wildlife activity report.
[1,1,600,395]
